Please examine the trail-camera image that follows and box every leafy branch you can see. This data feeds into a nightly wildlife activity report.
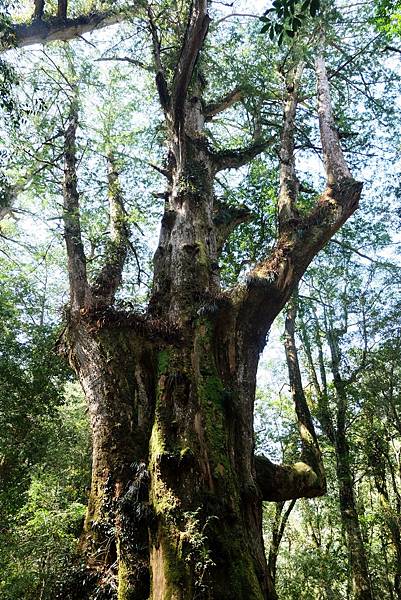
[260,0,320,45]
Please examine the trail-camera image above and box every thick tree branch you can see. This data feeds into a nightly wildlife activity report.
[5,8,139,51]
[233,48,362,347]
[91,153,130,307]
[57,0,68,20]
[148,7,171,113]
[255,455,325,502]
[204,87,243,121]
[62,98,90,312]
[211,138,273,173]
[34,0,45,20]
[172,0,210,128]
[278,62,304,231]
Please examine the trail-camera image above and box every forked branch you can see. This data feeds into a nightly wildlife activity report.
[234,50,362,344]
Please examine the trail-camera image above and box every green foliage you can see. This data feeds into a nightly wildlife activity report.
[219,159,278,286]
[0,383,90,600]
[260,0,320,44]
[373,0,401,36]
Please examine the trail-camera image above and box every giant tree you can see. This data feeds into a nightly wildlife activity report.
[2,1,394,599]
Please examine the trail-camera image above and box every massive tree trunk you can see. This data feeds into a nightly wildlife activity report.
[48,6,363,598]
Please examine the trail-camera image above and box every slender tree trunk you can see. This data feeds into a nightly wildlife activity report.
[299,312,373,600]
[369,433,401,600]
[335,426,373,600]
[329,333,373,600]
[267,500,296,587]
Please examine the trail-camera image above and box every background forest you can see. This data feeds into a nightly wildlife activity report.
[0,0,401,599]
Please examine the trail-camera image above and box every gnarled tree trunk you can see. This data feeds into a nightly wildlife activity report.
[53,6,362,599]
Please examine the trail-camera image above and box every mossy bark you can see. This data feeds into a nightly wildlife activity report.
[63,322,156,599]
[148,319,273,600]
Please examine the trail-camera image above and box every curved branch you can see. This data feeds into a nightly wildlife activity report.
[204,87,243,121]
[213,200,252,252]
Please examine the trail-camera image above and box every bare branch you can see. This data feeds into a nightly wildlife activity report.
[383,44,401,54]
[268,499,296,583]
[96,56,154,72]
[214,12,259,27]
